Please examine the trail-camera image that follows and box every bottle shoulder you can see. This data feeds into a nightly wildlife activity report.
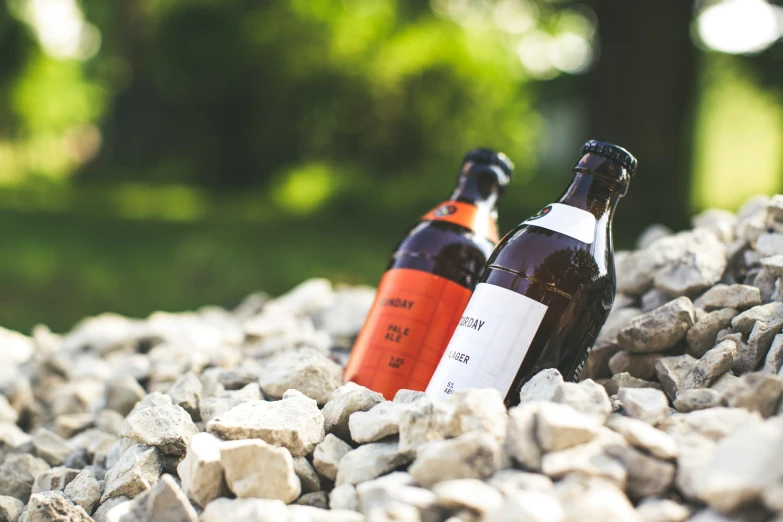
[488,221,616,310]
[394,220,495,259]
[389,220,495,289]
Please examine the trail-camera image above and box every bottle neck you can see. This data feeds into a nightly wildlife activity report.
[448,163,504,211]
[558,171,622,221]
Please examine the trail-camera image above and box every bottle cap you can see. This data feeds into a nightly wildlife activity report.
[580,140,637,177]
[462,148,514,179]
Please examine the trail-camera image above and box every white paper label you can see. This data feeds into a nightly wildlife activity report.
[522,202,596,244]
[425,283,548,400]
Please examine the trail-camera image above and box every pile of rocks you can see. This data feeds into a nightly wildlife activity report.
[1,195,783,522]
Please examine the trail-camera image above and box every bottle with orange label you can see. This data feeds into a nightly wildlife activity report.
[344,148,513,399]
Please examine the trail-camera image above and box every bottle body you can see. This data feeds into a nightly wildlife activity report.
[425,142,635,407]
[345,150,512,400]
[345,217,494,399]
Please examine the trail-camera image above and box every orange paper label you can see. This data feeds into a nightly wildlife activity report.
[344,268,473,399]
[421,201,499,243]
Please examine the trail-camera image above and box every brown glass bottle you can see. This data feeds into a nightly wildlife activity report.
[426,140,637,408]
[345,149,513,399]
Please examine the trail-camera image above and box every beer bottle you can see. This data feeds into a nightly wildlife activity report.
[425,140,637,407]
[345,149,513,399]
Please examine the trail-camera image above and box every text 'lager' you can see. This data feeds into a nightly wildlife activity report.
[345,149,513,399]
[426,140,637,407]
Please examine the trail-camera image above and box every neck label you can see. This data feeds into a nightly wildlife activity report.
[421,201,499,243]
[522,203,596,244]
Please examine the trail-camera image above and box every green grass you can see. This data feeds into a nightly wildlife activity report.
[0,209,396,333]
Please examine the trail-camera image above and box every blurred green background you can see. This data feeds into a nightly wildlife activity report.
[0,0,782,332]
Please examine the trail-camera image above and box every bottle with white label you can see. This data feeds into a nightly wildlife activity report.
[426,140,637,407]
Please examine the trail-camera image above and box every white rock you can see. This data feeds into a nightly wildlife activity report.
[555,475,641,522]
[518,369,563,404]
[259,348,342,405]
[207,393,324,456]
[720,372,783,417]
[757,232,783,257]
[616,298,695,354]
[20,491,92,522]
[101,444,163,502]
[315,285,375,342]
[220,439,301,503]
[199,382,262,425]
[31,467,79,494]
[693,416,783,512]
[673,389,721,413]
[535,402,600,452]
[336,441,411,486]
[618,388,669,425]
[636,224,673,250]
[655,355,698,400]
[176,433,225,508]
[292,457,321,494]
[487,469,554,496]
[108,474,198,522]
[121,403,198,457]
[604,444,675,499]
[0,421,32,450]
[349,402,407,444]
[762,334,783,374]
[288,505,366,522]
[731,301,783,335]
[165,372,202,421]
[31,428,72,466]
[600,307,643,341]
[200,497,288,522]
[392,390,426,404]
[397,398,443,455]
[653,230,727,297]
[263,278,334,317]
[540,428,627,486]
[106,376,146,417]
[63,469,101,514]
[408,432,501,488]
[483,491,564,522]
[91,496,130,522]
[313,434,352,481]
[662,407,760,441]
[0,326,35,365]
[761,255,783,277]
[0,453,49,503]
[681,340,736,390]
[552,379,613,424]
[294,491,328,509]
[322,384,384,442]
[672,432,717,501]
[0,496,24,522]
[438,388,508,442]
[686,510,740,522]
[635,497,691,522]
[355,472,437,520]
[0,396,18,425]
[693,208,735,243]
[606,415,678,460]
[506,402,542,471]
[695,284,761,312]
[329,484,358,512]
[762,480,783,512]
[432,479,503,514]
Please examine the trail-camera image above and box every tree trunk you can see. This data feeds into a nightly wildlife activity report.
[585,0,698,240]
